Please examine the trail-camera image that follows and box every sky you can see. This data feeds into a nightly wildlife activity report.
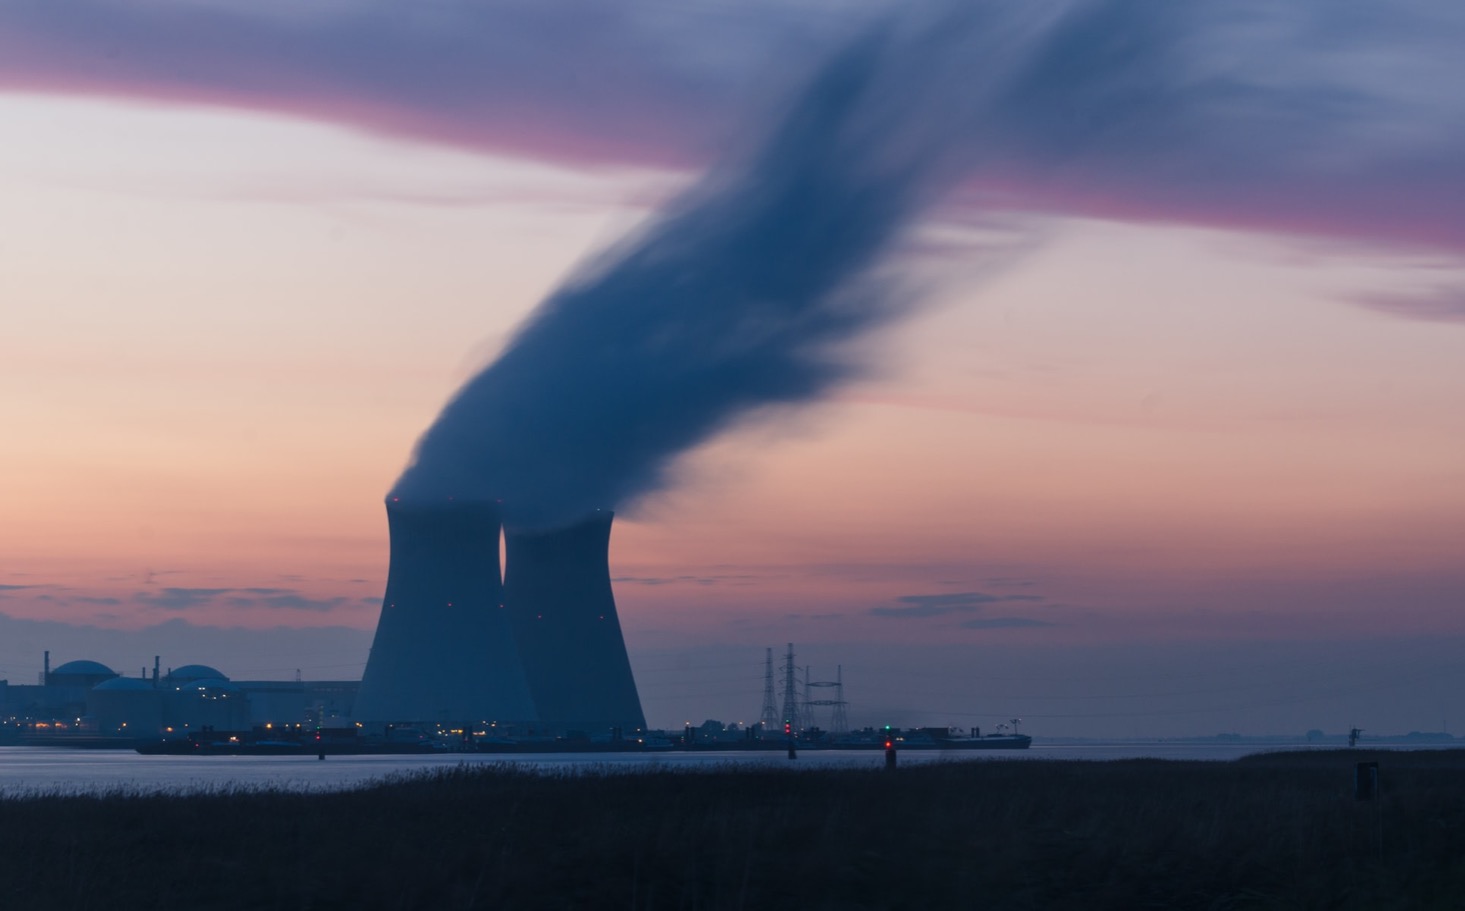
[1,1,1462,737]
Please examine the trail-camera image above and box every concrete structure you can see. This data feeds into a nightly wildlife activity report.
[242,680,357,727]
[86,673,358,735]
[48,660,119,689]
[355,497,537,726]
[503,511,645,735]
[37,659,120,721]
[165,664,226,684]
[89,677,164,734]
[161,671,251,731]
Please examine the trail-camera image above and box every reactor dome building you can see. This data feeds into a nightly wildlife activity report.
[354,498,645,734]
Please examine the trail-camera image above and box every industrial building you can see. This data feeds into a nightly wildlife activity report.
[0,654,358,740]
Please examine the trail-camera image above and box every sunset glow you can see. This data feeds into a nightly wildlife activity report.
[2,2,1462,735]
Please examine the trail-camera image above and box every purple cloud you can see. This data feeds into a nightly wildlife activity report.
[960,617,1053,630]
[138,587,235,611]
[1,0,1462,259]
[612,574,757,588]
[0,0,790,168]
[1353,286,1465,323]
[134,586,355,613]
[872,591,1045,619]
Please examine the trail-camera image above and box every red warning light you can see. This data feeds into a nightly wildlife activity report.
[784,722,792,736]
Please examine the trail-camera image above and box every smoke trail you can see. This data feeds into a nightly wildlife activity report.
[387,3,1099,526]
[390,0,1465,524]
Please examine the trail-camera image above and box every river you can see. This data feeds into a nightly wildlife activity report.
[1,740,1433,795]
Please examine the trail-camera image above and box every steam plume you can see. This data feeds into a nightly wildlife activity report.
[391,0,1464,524]
[392,6,1059,526]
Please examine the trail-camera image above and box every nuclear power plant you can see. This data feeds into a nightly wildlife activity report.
[355,498,645,735]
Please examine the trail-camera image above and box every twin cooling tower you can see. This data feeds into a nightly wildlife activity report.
[354,499,645,734]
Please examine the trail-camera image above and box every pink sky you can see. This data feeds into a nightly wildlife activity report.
[1,2,1462,735]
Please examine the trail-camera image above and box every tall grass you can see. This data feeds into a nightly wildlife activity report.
[0,750,1461,910]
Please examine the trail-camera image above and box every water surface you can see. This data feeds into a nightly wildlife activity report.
[0,741,1374,795]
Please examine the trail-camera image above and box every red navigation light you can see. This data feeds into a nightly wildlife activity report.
[784,722,792,735]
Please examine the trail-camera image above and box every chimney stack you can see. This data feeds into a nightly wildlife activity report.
[503,510,645,735]
[355,498,537,726]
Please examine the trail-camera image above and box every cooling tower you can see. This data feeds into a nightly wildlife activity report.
[355,498,538,726]
[503,510,646,734]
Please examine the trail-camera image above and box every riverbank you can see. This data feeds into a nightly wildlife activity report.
[1,748,1460,909]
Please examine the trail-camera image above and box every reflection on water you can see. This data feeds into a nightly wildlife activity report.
[0,742,1355,794]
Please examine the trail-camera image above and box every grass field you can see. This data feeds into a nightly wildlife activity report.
[1,749,1461,910]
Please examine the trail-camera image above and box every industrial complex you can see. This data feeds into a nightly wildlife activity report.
[0,653,358,744]
[0,501,1020,751]
[2,497,648,744]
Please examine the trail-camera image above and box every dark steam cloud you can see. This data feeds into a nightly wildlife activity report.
[389,0,1465,525]
[392,6,1059,526]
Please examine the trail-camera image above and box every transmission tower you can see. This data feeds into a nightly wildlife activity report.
[779,643,801,734]
[832,665,849,734]
[806,664,850,735]
[759,647,779,732]
[803,665,817,732]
